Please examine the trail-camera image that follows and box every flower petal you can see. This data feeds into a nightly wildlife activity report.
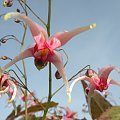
[4,12,48,39]
[53,23,96,46]
[47,50,71,103]
[98,65,117,83]
[1,74,8,87]
[109,79,120,87]
[70,76,91,93]
[7,80,17,103]
[0,86,10,93]
[1,48,33,71]
[34,33,46,50]
[47,37,61,51]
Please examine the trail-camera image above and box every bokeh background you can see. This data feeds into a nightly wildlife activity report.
[1,0,120,119]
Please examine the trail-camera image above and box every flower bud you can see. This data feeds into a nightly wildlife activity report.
[1,56,8,60]
[3,0,13,7]
[55,70,62,79]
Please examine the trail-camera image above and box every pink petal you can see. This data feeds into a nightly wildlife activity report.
[109,79,120,87]
[98,65,116,83]
[53,24,96,46]
[47,50,71,102]
[4,12,48,39]
[1,48,33,71]
[34,33,46,50]
[46,37,61,51]
[1,74,8,87]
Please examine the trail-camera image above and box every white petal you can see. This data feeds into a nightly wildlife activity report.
[70,76,91,93]
[0,86,10,93]
[7,80,17,103]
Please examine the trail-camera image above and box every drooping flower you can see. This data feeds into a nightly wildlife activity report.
[70,65,120,114]
[0,73,17,102]
[3,0,13,7]
[70,65,120,95]
[2,12,96,103]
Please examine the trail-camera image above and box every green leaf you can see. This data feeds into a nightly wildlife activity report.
[6,101,58,119]
[18,101,58,115]
[6,105,22,120]
[98,106,120,120]
[20,115,42,120]
[81,81,112,119]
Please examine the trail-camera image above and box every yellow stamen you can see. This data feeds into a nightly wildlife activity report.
[67,93,71,104]
[40,48,49,57]
[90,23,96,29]
[3,2,7,7]
[4,13,11,21]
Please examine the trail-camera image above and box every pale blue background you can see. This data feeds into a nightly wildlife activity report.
[1,0,120,119]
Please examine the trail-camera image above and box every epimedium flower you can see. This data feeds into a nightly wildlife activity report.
[69,65,120,114]
[70,65,120,94]
[0,73,17,102]
[2,12,96,103]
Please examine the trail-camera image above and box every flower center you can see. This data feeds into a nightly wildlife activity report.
[34,48,49,60]
[40,48,49,57]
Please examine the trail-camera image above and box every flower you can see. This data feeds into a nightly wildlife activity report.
[3,0,13,7]
[62,107,77,120]
[0,73,17,102]
[70,65,120,94]
[2,12,96,103]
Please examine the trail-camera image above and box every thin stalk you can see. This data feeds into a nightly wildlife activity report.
[20,0,47,27]
[18,0,27,13]
[52,65,90,97]
[8,70,45,110]
[58,49,68,67]
[42,0,51,119]
[19,1,28,119]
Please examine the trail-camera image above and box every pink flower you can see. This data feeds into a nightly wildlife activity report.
[2,12,96,103]
[0,73,17,102]
[62,107,77,120]
[70,65,120,94]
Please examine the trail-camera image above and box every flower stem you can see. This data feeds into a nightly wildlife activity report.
[42,0,52,119]
[20,0,47,27]
[20,1,28,119]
